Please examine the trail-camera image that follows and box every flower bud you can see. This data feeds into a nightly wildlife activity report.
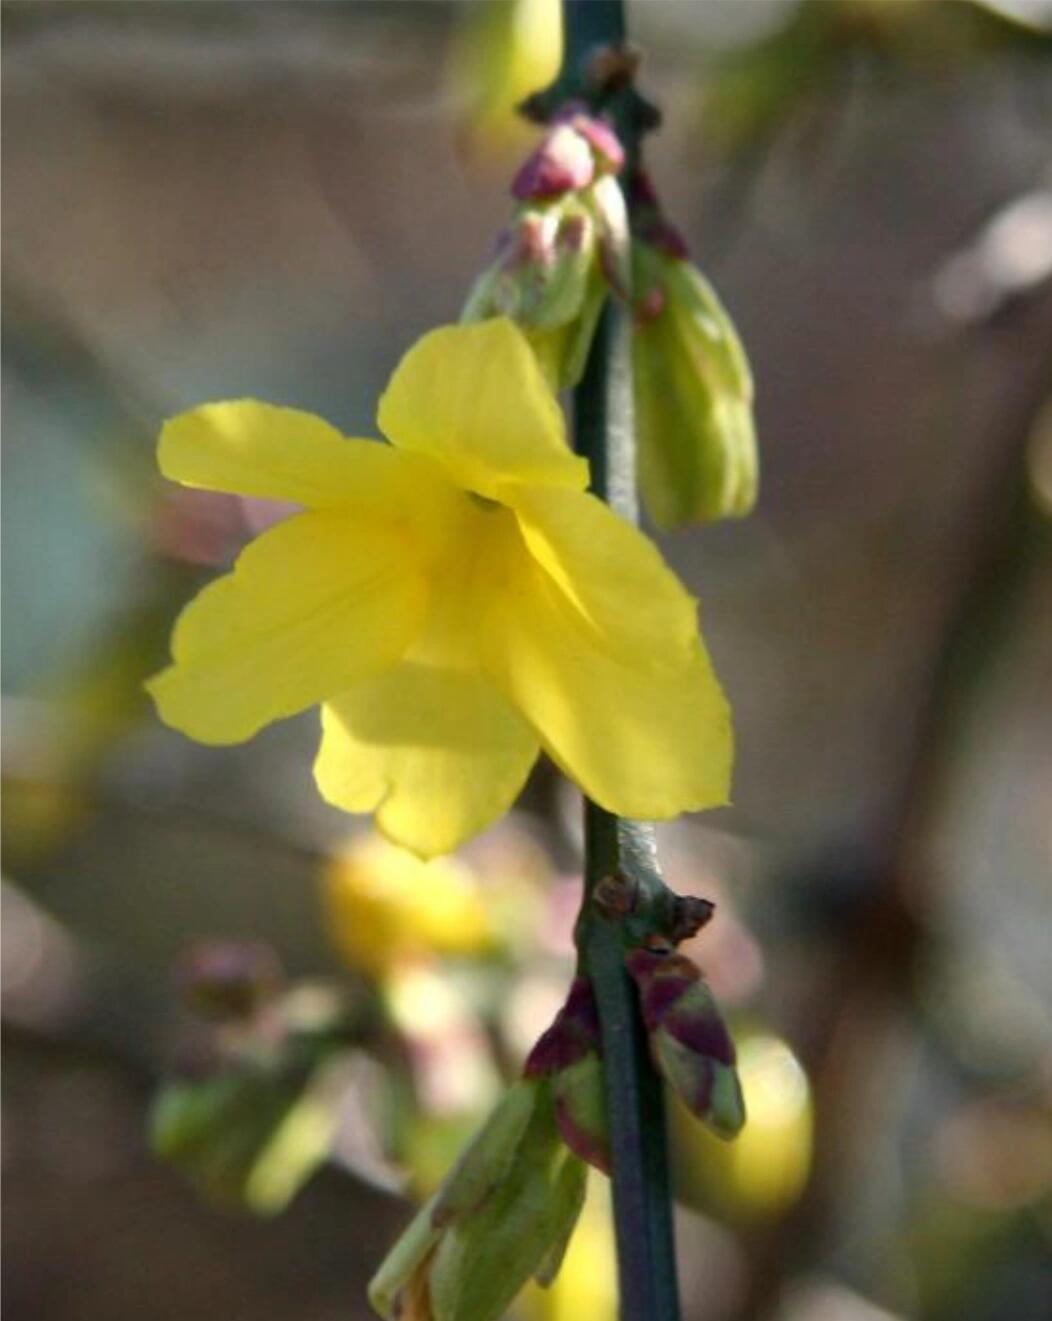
[524,278,606,392]
[625,947,745,1139]
[367,1194,442,1321]
[552,104,625,177]
[629,175,758,529]
[369,1077,588,1321]
[463,108,628,391]
[463,197,604,392]
[512,123,595,201]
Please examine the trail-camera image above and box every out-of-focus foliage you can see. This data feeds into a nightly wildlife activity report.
[151,974,356,1215]
[699,0,1052,155]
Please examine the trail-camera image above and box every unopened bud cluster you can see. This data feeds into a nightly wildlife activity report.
[523,942,745,1177]
[463,101,759,529]
[152,949,349,1215]
[462,104,629,391]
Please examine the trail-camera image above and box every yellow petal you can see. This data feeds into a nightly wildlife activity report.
[159,400,451,516]
[511,486,699,671]
[147,511,426,744]
[314,663,538,858]
[487,550,732,819]
[376,320,588,500]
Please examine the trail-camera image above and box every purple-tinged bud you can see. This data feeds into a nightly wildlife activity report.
[524,977,609,1172]
[512,123,595,201]
[553,105,625,176]
[653,1031,744,1141]
[626,947,745,1139]
[524,976,600,1076]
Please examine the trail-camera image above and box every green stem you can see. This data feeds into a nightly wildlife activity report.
[563,0,626,57]
[564,6,682,1303]
[574,308,681,1321]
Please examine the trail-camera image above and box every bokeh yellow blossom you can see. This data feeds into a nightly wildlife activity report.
[147,318,731,858]
[449,0,563,156]
[323,835,499,977]
[672,1032,813,1221]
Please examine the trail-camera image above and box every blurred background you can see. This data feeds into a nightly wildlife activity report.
[3,2,1052,1319]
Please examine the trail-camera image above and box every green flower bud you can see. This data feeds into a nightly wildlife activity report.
[462,196,603,392]
[524,273,606,392]
[632,236,758,529]
[429,1119,582,1321]
[369,1077,587,1321]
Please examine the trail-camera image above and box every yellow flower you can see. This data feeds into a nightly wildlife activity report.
[147,318,731,857]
